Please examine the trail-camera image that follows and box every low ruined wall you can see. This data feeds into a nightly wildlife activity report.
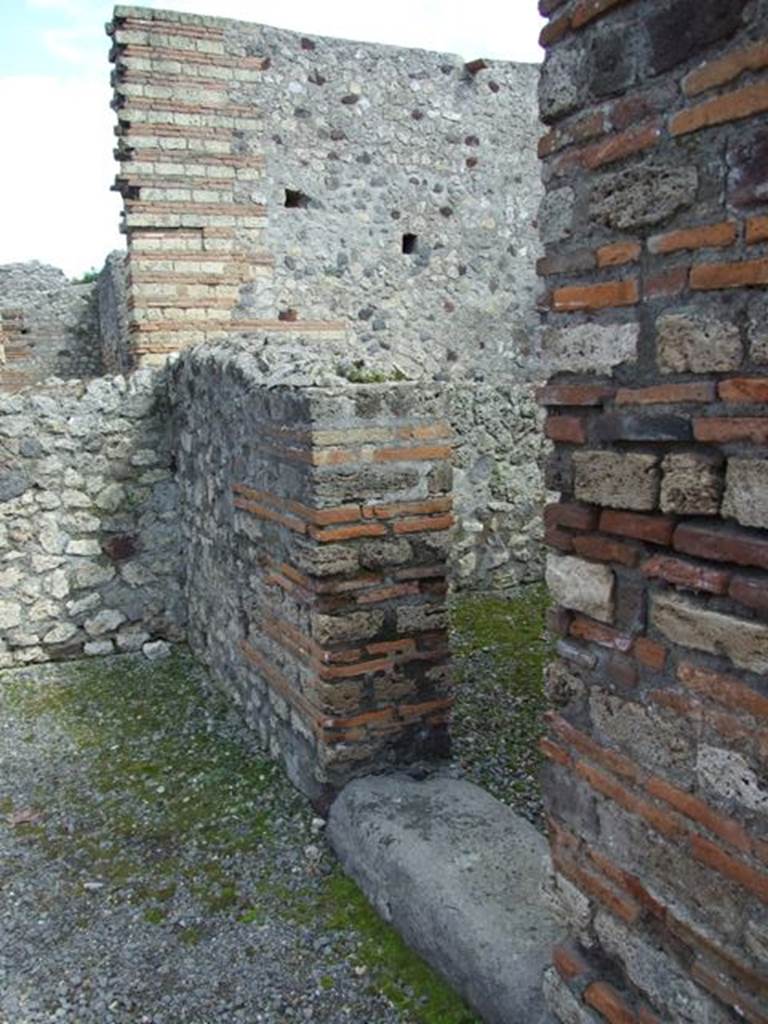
[537,1,768,1021]
[0,263,102,392]
[0,371,184,667]
[171,341,453,802]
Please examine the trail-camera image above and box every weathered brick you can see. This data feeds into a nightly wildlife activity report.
[722,458,768,530]
[674,521,768,571]
[718,377,768,403]
[594,411,691,443]
[694,417,768,444]
[660,453,722,516]
[648,221,737,254]
[539,11,571,47]
[546,525,575,552]
[615,382,716,405]
[583,120,662,170]
[573,451,659,511]
[552,279,640,312]
[596,241,641,268]
[656,312,742,373]
[544,502,600,531]
[571,0,631,30]
[572,532,640,567]
[691,834,768,904]
[691,258,768,291]
[570,615,633,652]
[652,592,768,674]
[642,554,730,594]
[729,574,768,613]
[677,661,768,721]
[746,216,768,245]
[633,636,668,672]
[683,38,768,97]
[537,382,615,407]
[643,265,689,301]
[546,415,588,444]
[585,981,642,1024]
[600,510,675,546]
[671,82,768,137]
[546,552,615,623]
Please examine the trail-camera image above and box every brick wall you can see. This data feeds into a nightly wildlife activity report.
[537,1,768,1021]
[171,341,453,803]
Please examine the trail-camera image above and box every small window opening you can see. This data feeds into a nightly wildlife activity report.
[402,233,417,254]
[285,189,310,209]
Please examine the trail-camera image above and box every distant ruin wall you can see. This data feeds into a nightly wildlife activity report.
[172,342,453,801]
[107,4,548,592]
[0,263,102,392]
[537,1,768,1021]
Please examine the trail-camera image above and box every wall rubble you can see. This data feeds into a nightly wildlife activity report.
[537,1,768,1021]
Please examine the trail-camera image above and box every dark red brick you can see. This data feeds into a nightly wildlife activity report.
[674,522,768,571]
[600,510,675,546]
[545,501,600,531]
[572,533,641,567]
[642,554,730,594]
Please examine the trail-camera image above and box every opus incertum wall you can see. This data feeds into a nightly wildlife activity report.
[107,5,548,593]
[536,0,768,1021]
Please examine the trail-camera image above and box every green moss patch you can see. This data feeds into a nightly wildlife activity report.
[450,582,551,824]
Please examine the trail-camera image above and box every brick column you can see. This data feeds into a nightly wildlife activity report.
[537,1,768,1021]
[173,345,453,804]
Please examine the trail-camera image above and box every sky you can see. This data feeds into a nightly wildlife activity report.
[0,0,544,277]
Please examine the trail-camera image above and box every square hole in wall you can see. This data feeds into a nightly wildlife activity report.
[285,189,310,208]
[402,233,418,254]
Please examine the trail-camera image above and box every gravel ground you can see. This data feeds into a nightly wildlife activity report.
[0,653,477,1024]
[1,587,549,1024]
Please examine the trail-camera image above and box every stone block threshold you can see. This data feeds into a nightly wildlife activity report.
[328,773,562,1024]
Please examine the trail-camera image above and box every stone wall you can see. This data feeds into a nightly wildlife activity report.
[171,340,453,803]
[536,1,768,1021]
[0,263,102,392]
[0,371,185,667]
[107,4,548,592]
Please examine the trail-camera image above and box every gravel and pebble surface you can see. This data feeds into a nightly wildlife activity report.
[1,585,549,1024]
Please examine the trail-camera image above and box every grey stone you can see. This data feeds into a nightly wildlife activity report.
[541,323,638,375]
[573,451,659,511]
[652,593,768,674]
[0,471,29,503]
[656,313,742,373]
[142,639,172,661]
[590,161,698,230]
[661,453,722,515]
[328,775,562,1024]
[722,458,768,529]
[539,46,580,122]
[546,553,614,623]
[84,639,114,657]
[538,187,575,246]
[84,608,127,637]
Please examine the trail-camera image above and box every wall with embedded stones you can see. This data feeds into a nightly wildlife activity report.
[536,1,768,1022]
[0,371,185,668]
[108,4,547,592]
[171,339,454,802]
